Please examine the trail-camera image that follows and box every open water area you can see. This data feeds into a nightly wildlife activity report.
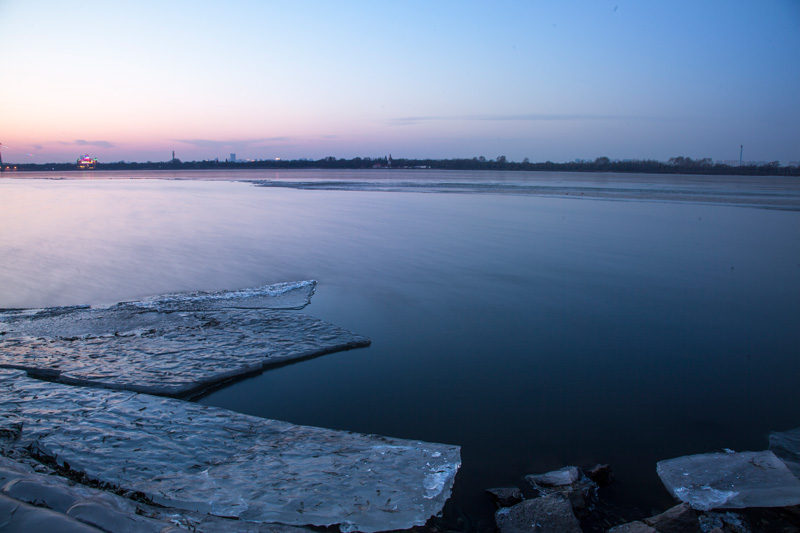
[1,169,799,529]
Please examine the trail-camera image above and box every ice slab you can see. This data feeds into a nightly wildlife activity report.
[656,450,800,510]
[0,369,461,532]
[769,427,800,479]
[0,282,369,397]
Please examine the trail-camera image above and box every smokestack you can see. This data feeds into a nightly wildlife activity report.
[739,145,743,166]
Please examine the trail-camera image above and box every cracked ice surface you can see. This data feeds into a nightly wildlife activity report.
[657,450,800,510]
[0,281,370,397]
[0,369,461,532]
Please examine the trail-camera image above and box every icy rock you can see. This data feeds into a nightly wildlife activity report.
[66,497,182,533]
[486,487,523,508]
[3,478,84,514]
[698,511,751,533]
[0,492,104,532]
[0,369,460,532]
[0,455,310,532]
[495,495,581,533]
[656,450,800,510]
[769,427,800,479]
[607,521,657,533]
[587,463,613,486]
[0,456,36,488]
[526,466,581,487]
[642,503,700,533]
[0,422,23,443]
[0,282,370,397]
[525,466,596,515]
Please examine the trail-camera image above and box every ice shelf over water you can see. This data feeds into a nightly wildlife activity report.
[0,282,461,530]
[657,450,800,511]
[0,369,461,532]
[0,281,370,397]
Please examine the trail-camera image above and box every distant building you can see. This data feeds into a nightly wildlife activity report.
[230,153,237,162]
[77,154,97,170]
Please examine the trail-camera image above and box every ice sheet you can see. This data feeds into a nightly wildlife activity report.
[0,369,461,532]
[0,282,368,397]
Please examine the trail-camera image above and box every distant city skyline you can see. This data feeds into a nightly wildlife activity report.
[1,1,798,164]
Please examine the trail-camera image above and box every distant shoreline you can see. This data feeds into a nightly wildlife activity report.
[2,157,799,177]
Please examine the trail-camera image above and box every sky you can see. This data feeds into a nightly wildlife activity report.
[1,0,798,164]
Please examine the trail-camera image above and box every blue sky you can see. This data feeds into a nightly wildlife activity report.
[1,0,798,163]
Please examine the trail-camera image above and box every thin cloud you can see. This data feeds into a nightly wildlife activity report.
[59,139,116,148]
[384,116,441,126]
[175,137,289,149]
[384,113,644,126]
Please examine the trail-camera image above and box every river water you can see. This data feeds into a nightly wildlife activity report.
[1,169,799,527]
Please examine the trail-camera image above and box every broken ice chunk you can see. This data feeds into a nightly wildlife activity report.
[0,369,461,533]
[657,450,800,510]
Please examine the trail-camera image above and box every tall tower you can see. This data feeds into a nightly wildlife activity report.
[739,145,743,166]
[0,143,4,171]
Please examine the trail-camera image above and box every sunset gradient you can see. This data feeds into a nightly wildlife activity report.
[1,0,798,164]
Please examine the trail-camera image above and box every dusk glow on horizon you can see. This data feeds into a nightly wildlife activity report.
[1,1,798,164]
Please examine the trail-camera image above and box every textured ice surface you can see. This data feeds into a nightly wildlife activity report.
[657,450,800,510]
[0,369,461,532]
[0,282,369,397]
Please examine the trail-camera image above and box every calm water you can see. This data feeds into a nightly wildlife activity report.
[2,170,799,527]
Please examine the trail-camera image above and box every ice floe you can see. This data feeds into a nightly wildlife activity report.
[657,450,800,510]
[0,282,368,397]
[0,367,460,532]
[0,283,462,531]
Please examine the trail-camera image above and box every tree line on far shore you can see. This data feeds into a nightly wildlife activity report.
[4,155,799,176]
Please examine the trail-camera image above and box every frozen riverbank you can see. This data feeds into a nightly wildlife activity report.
[0,284,461,532]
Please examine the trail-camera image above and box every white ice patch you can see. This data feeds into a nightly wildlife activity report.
[423,471,450,499]
[122,280,317,311]
[674,486,738,511]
